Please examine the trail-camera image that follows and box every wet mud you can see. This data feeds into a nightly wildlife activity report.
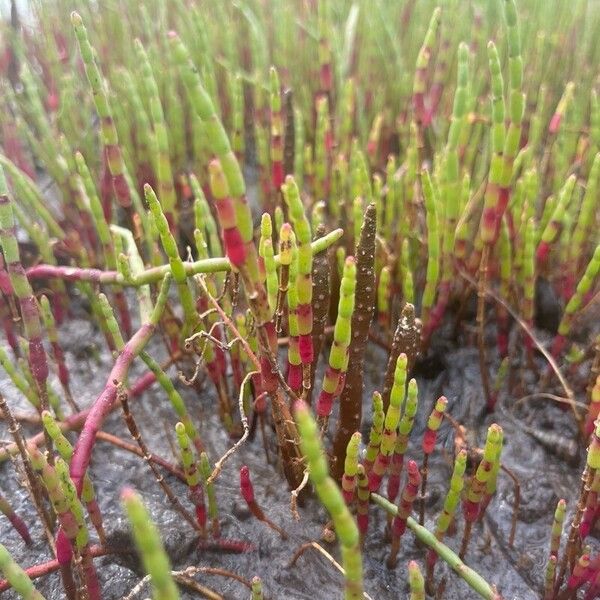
[0,291,595,600]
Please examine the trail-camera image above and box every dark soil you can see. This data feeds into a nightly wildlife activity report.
[0,288,595,600]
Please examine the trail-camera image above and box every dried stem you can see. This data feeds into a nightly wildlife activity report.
[332,203,376,481]
[207,370,258,484]
[0,394,55,550]
[172,573,223,600]
[124,564,256,600]
[499,464,520,547]
[419,454,429,526]
[555,467,591,591]
[288,541,375,600]
[119,386,199,531]
[290,469,309,520]
[458,269,578,423]
[477,245,492,407]
[381,304,420,412]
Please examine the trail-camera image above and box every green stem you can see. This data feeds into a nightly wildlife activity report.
[26,229,343,287]
[372,494,501,600]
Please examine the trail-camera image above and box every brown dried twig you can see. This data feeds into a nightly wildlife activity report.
[118,385,199,532]
[207,370,258,484]
[0,394,55,550]
[288,541,375,600]
[457,269,578,423]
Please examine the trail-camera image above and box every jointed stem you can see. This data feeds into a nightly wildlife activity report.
[372,494,501,600]
[419,454,429,526]
[26,229,343,287]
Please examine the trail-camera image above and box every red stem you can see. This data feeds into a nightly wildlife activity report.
[0,545,122,593]
[69,322,157,495]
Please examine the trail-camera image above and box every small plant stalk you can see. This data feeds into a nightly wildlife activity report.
[372,494,500,600]
[460,424,503,559]
[368,354,408,492]
[199,452,220,538]
[294,401,363,600]
[387,459,421,568]
[386,378,419,503]
[121,488,180,600]
[419,396,448,525]
[0,544,46,600]
[426,450,467,590]
[0,492,31,545]
[71,13,135,225]
[69,274,172,496]
[340,432,362,504]
[41,411,105,543]
[408,560,425,600]
[175,422,207,534]
[363,391,385,475]
[240,466,287,538]
[316,257,357,430]
[0,165,51,449]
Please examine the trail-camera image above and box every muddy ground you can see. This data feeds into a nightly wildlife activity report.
[0,284,595,600]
